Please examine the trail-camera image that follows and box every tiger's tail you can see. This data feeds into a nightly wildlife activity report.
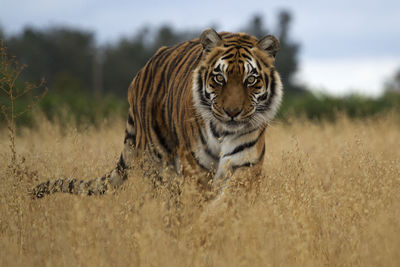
[32,110,137,199]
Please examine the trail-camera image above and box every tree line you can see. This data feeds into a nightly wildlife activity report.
[0,10,304,98]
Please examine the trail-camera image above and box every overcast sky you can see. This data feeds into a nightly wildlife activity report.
[1,0,400,96]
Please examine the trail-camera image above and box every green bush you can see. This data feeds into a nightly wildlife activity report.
[279,91,400,121]
[1,89,128,129]
[39,89,128,125]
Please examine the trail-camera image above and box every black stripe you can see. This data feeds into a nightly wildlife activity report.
[199,128,206,145]
[176,46,202,123]
[238,38,254,45]
[241,53,252,61]
[269,69,276,99]
[241,47,252,55]
[117,154,127,171]
[152,120,173,154]
[124,129,136,145]
[236,126,259,138]
[224,42,253,49]
[195,118,206,145]
[257,91,268,102]
[151,47,176,111]
[68,178,76,193]
[171,121,179,150]
[209,121,235,139]
[214,64,222,72]
[224,139,258,157]
[264,73,270,90]
[232,145,265,170]
[259,57,270,68]
[197,71,211,107]
[167,41,196,81]
[224,128,265,157]
[250,67,258,75]
[223,34,235,39]
[191,152,209,171]
[259,70,275,111]
[149,144,162,160]
[222,47,235,55]
[255,60,262,70]
[177,53,202,146]
[256,71,275,112]
[207,50,224,66]
[152,48,174,100]
[128,114,134,126]
[86,179,93,187]
[205,147,219,161]
[140,55,159,149]
[204,90,211,100]
[165,45,194,132]
[221,53,235,60]
[210,121,221,139]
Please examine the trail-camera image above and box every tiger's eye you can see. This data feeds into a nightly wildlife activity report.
[247,76,256,84]
[215,74,225,83]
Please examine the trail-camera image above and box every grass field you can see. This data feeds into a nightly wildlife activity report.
[1,114,399,266]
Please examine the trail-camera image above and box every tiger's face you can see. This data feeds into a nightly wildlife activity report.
[194,29,283,132]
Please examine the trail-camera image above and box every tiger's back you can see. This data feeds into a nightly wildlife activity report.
[126,39,203,167]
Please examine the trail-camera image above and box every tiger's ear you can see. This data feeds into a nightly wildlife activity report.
[257,35,280,57]
[200,28,222,52]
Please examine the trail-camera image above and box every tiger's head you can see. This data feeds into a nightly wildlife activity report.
[193,29,283,132]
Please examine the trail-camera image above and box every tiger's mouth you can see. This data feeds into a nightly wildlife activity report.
[225,119,248,127]
[212,112,251,126]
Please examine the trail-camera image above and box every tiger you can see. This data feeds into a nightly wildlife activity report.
[32,28,283,198]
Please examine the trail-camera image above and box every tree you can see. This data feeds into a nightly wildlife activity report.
[274,10,302,93]
[385,69,400,93]
[243,14,268,39]
[153,26,180,48]
[102,26,197,97]
[0,26,4,40]
[102,28,154,97]
[7,27,95,93]
[244,11,303,94]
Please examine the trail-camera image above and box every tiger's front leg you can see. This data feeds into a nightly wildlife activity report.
[213,131,266,188]
[213,156,264,188]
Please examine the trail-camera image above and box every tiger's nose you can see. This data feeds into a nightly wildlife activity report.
[223,107,242,119]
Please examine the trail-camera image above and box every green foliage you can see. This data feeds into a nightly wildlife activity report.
[38,89,128,126]
[279,91,400,121]
[385,68,400,93]
[1,89,128,128]
[7,27,95,91]
[102,29,155,97]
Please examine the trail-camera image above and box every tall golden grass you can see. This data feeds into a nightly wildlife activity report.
[1,114,399,266]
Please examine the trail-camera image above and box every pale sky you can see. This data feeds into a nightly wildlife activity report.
[1,0,400,96]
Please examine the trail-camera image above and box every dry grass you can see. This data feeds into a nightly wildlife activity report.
[1,114,399,266]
